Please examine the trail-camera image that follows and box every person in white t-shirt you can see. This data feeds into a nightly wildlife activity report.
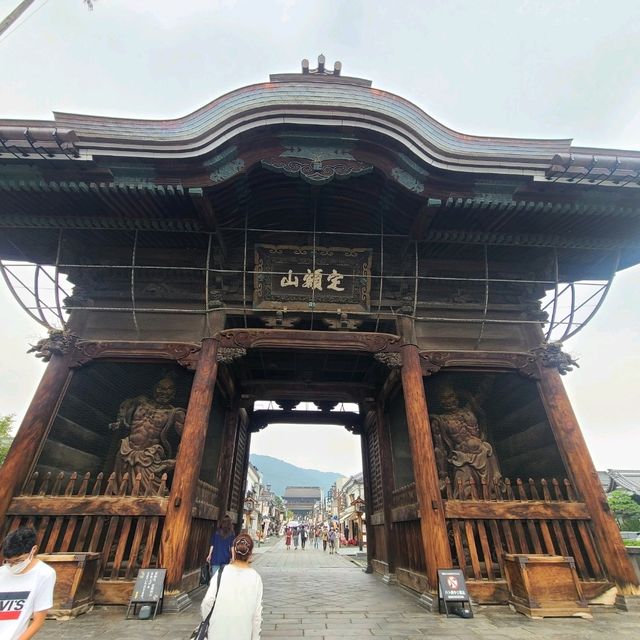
[200,532,263,639]
[0,527,56,640]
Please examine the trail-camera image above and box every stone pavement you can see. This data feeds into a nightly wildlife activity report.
[42,535,640,639]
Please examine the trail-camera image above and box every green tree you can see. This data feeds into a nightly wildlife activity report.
[607,489,640,529]
[0,414,15,465]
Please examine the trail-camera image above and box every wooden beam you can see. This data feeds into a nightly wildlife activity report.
[0,352,72,524]
[398,317,452,591]
[444,500,589,520]
[391,504,419,523]
[218,328,401,354]
[7,496,167,517]
[250,409,361,432]
[161,337,220,591]
[240,380,372,403]
[538,366,639,594]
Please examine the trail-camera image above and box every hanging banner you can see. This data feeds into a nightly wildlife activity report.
[253,244,372,312]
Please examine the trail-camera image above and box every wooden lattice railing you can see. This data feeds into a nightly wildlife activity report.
[389,476,606,583]
[4,470,222,582]
[20,470,169,498]
[3,470,169,580]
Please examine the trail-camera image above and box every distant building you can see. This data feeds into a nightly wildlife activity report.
[284,486,322,517]
[599,469,640,503]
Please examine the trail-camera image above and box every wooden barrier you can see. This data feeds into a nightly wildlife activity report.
[1,469,222,603]
[388,475,612,600]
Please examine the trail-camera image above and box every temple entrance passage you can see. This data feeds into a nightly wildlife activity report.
[1,59,638,611]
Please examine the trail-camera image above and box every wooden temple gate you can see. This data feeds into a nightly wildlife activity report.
[0,58,638,608]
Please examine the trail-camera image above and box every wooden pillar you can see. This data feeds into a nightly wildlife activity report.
[0,352,71,526]
[398,317,452,592]
[161,337,219,591]
[215,404,240,518]
[375,402,397,576]
[538,366,639,594]
[360,431,375,572]
[238,426,253,531]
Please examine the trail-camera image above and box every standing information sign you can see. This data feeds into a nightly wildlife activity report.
[437,568,473,618]
[126,568,167,620]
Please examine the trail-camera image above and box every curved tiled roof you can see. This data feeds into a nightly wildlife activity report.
[0,75,583,176]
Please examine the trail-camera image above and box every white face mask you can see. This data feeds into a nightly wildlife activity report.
[6,550,34,575]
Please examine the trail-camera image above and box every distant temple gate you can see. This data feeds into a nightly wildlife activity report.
[0,58,639,608]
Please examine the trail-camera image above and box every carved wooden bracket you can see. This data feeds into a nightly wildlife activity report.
[216,346,247,364]
[66,341,201,370]
[374,351,402,368]
[27,330,79,362]
[261,157,373,185]
[529,342,579,375]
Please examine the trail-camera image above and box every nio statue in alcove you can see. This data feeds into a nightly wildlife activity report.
[109,376,186,494]
[430,383,502,499]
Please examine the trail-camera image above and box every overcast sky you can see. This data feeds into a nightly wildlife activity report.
[1,0,639,475]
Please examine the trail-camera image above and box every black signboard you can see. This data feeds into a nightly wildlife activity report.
[437,568,473,618]
[126,568,166,620]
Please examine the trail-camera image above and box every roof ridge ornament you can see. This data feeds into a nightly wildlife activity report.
[269,57,371,87]
[301,54,342,76]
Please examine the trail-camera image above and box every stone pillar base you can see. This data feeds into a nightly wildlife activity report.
[163,591,192,613]
[615,594,640,612]
[417,592,438,612]
[382,573,397,585]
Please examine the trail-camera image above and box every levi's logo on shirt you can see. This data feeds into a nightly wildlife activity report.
[0,592,30,620]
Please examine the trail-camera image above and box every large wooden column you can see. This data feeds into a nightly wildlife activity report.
[161,337,219,592]
[538,366,639,594]
[0,351,71,527]
[398,317,452,593]
[375,402,397,576]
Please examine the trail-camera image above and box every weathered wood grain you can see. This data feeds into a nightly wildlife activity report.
[161,337,219,590]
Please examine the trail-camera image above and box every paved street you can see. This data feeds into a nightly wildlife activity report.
[43,536,640,639]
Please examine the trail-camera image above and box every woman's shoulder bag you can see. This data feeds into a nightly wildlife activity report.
[189,565,224,640]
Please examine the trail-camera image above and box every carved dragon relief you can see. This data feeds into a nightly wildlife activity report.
[530,342,579,375]
[27,330,78,362]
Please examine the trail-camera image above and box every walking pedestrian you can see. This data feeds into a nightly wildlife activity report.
[285,527,292,550]
[200,533,263,639]
[0,526,56,640]
[314,526,320,549]
[207,514,235,576]
[293,526,300,550]
[300,525,307,550]
[328,527,337,554]
[322,526,329,552]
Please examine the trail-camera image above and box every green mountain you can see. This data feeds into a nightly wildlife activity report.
[249,454,344,497]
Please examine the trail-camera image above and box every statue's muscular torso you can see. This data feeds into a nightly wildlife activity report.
[115,395,185,452]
